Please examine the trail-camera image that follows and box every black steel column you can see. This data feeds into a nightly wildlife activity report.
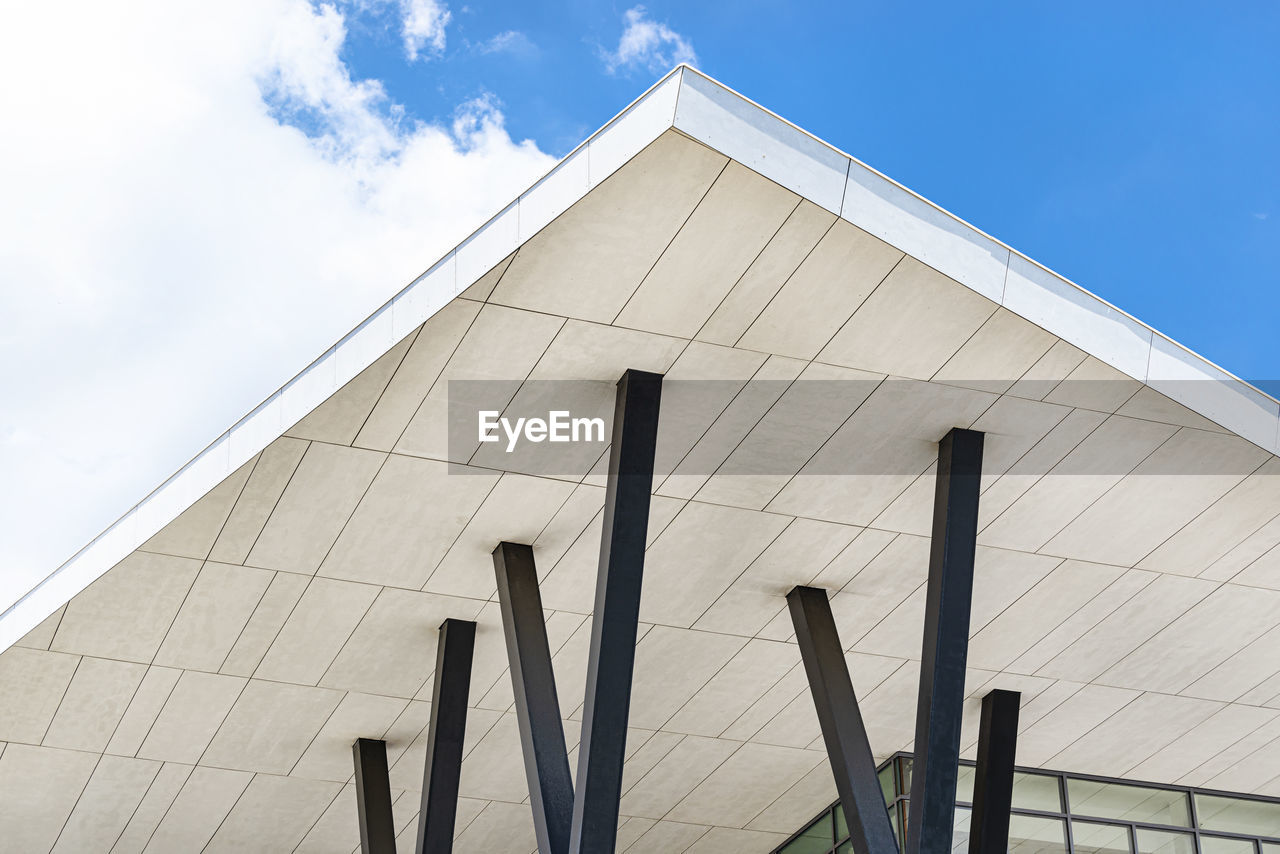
[415,618,476,854]
[788,585,900,854]
[568,369,663,854]
[493,541,574,854]
[908,427,985,854]
[352,738,396,854]
[969,690,1021,854]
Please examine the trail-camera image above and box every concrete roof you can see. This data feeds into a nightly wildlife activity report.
[3,66,1280,853]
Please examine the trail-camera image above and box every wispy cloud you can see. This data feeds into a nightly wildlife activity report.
[401,0,451,60]
[602,5,697,74]
[476,29,537,57]
[1254,212,1269,221]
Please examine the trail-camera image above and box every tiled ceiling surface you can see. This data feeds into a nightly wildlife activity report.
[5,131,1280,853]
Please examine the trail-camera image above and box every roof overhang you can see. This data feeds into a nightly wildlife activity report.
[4,66,1280,852]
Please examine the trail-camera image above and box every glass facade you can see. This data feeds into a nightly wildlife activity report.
[773,754,1280,854]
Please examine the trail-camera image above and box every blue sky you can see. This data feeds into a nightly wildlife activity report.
[0,0,1277,603]
[341,1,1280,384]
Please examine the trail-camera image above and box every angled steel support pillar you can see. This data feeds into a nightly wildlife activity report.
[907,427,985,854]
[569,368,663,854]
[352,738,396,854]
[493,541,574,854]
[788,585,900,854]
[415,618,476,854]
[969,689,1021,854]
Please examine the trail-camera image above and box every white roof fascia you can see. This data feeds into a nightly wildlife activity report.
[2,64,1275,653]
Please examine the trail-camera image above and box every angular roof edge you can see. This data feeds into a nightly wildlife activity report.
[3,65,1275,651]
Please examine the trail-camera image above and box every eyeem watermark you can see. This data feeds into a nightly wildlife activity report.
[451,378,1265,476]
[478,410,606,452]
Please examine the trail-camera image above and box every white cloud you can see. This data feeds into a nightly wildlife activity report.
[400,0,451,60]
[604,5,697,75]
[476,29,537,57]
[0,0,553,609]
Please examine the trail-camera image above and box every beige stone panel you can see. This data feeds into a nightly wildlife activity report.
[695,362,882,512]
[321,587,484,698]
[292,691,408,782]
[490,131,729,322]
[1044,429,1267,566]
[1009,569,1155,674]
[640,501,790,628]
[624,819,710,853]
[12,604,65,650]
[1007,339,1088,401]
[137,671,245,764]
[1049,692,1222,776]
[0,646,79,744]
[141,454,253,559]
[1184,624,1280,702]
[153,562,273,671]
[1015,684,1140,767]
[1128,704,1278,783]
[294,783,360,854]
[201,679,343,775]
[219,569,311,677]
[286,331,416,445]
[1043,356,1142,413]
[820,256,997,380]
[204,773,341,853]
[143,766,252,853]
[697,200,836,346]
[664,638,798,738]
[933,307,1058,394]
[394,303,566,462]
[208,436,309,564]
[968,560,1124,672]
[0,744,99,853]
[1100,583,1280,693]
[450,800,539,853]
[617,160,799,338]
[753,652,901,750]
[685,826,790,853]
[51,550,200,662]
[619,735,739,820]
[738,219,902,360]
[975,408,1109,535]
[43,656,146,752]
[425,473,576,600]
[252,576,380,685]
[108,761,192,854]
[1118,386,1230,432]
[667,742,823,827]
[768,380,995,526]
[980,415,1178,554]
[245,443,385,574]
[1036,574,1218,683]
[630,626,747,731]
[457,712,528,803]
[746,760,839,833]
[354,299,482,451]
[106,665,182,757]
[52,754,160,853]
[320,455,499,590]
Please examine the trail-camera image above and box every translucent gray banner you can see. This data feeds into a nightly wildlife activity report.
[446,379,1277,477]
